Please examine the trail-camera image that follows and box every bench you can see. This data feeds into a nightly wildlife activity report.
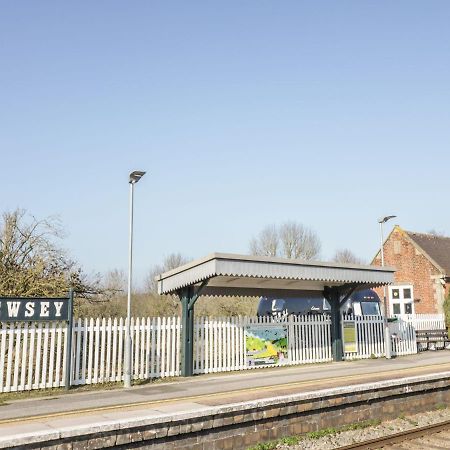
[415,329,450,351]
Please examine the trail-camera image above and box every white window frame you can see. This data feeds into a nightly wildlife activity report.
[389,285,415,316]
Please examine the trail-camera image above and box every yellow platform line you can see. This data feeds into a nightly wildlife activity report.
[1,362,449,426]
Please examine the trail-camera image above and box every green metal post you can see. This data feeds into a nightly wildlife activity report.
[330,288,343,362]
[180,287,194,377]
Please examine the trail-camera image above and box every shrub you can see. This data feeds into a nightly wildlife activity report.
[444,291,450,328]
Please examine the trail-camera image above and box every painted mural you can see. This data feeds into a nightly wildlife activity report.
[245,324,288,366]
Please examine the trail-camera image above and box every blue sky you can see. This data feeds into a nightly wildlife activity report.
[1,2,449,284]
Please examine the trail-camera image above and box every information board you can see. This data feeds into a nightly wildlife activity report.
[343,320,358,353]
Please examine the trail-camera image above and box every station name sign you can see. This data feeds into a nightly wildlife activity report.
[0,297,70,321]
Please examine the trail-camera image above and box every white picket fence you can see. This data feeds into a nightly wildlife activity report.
[192,315,332,374]
[289,315,332,364]
[388,319,417,356]
[394,314,446,331]
[0,313,446,393]
[0,322,69,392]
[72,317,181,385]
[343,315,386,360]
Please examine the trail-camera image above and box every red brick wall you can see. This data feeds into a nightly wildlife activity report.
[373,226,443,314]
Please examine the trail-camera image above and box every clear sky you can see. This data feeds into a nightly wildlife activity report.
[1,1,449,284]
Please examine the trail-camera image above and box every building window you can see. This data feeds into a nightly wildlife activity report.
[404,303,413,314]
[389,285,414,316]
[394,240,402,255]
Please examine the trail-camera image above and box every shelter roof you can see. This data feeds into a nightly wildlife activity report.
[156,253,394,296]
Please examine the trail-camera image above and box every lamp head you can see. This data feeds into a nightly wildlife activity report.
[129,171,146,184]
[378,215,397,224]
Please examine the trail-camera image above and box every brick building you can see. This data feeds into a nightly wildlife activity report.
[372,225,450,315]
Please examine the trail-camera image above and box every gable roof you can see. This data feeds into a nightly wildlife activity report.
[406,230,450,276]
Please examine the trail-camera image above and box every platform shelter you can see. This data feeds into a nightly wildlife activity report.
[156,253,394,376]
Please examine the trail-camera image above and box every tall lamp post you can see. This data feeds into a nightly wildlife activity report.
[378,215,396,360]
[124,170,146,388]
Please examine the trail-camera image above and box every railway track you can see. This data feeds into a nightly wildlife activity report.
[337,419,450,449]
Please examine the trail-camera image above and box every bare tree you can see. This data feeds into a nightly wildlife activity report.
[249,221,321,260]
[102,269,127,294]
[427,229,447,237]
[145,253,190,294]
[279,221,321,260]
[0,209,102,298]
[332,248,364,264]
[249,225,279,257]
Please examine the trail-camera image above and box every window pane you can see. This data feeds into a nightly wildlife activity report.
[403,288,411,299]
[392,289,400,300]
[361,302,380,316]
[404,303,413,314]
[393,303,401,314]
[271,299,285,312]
[353,303,362,316]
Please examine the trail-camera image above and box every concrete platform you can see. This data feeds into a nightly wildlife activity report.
[1,351,450,449]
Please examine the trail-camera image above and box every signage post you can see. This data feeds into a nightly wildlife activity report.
[65,289,74,391]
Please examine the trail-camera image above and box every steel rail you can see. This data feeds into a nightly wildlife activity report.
[337,419,450,449]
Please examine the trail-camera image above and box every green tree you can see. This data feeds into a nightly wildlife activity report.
[444,291,450,328]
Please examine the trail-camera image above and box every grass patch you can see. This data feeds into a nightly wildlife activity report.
[248,419,381,449]
[248,441,279,450]
[306,419,381,439]
[247,435,305,449]
[436,403,447,410]
[405,418,418,426]
[279,436,302,446]
[397,413,419,427]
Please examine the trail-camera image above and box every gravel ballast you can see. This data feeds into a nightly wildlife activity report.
[250,406,450,449]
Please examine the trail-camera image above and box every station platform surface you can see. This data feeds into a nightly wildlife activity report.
[1,351,450,445]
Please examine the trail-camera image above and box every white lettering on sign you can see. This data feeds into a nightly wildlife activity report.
[54,302,63,317]
[40,302,50,317]
[7,302,21,317]
[0,299,69,321]
[25,302,35,317]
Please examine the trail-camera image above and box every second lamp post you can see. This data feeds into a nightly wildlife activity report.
[378,214,396,359]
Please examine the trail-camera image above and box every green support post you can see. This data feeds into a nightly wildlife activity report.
[180,287,194,377]
[180,282,208,377]
[329,288,343,362]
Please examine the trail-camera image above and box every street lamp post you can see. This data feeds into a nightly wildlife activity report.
[378,215,396,360]
[124,170,146,388]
